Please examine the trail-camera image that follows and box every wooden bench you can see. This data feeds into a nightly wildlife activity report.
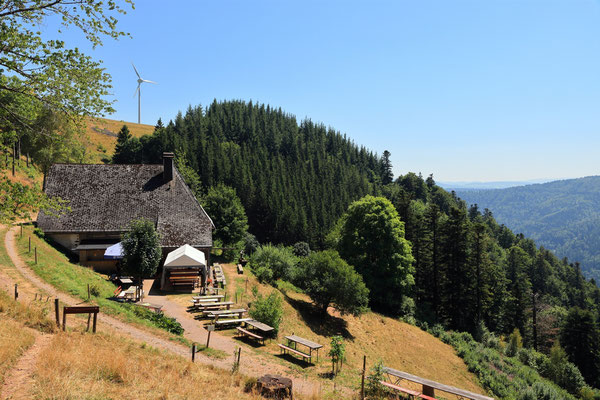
[278,343,312,363]
[237,264,244,274]
[380,381,424,398]
[237,327,265,344]
[215,318,252,328]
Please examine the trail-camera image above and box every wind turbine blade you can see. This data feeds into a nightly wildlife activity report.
[133,84,140,97]
[132,63,141,78]
[142,79,157,84]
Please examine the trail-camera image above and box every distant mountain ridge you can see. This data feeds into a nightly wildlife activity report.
[456,175,600,280]
[439,179,555,191]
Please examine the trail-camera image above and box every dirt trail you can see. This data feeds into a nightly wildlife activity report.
[2,226,321,397]
[0,331,52,400]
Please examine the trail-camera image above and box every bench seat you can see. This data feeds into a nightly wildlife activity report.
[380,381,425,398]
[215,318,252,327]
[278,343,312,362]
[237,327,265,344]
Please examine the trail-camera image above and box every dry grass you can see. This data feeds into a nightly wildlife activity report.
[218,264,487,398]
[0,315,36,386]
[84,117,154,163]
[33,332,264,400]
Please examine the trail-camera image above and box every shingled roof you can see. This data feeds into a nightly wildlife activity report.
[37,163,214,248]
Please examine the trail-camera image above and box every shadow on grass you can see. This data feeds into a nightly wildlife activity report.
[284,295,354,340]
[233,334,265,348]
[275,352,313,368]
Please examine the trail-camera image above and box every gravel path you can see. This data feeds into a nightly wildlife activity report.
[2,226,321,397]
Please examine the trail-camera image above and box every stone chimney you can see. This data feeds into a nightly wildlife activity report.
[163,152,174,184]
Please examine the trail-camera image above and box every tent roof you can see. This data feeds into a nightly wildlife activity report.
[164,244,206,267]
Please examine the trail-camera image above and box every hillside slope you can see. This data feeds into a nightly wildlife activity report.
[456,176,600,279]
[84,116,154,163]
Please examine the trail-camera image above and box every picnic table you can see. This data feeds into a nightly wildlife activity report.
[192,295,224,300]
[204,308,247,320]
[191,301,234,311]
[383,367,494,400]
[236,319,275,345]
[245,319,274,335]
[279,335,322,363]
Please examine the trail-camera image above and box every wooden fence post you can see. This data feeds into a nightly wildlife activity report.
[87,284,90,301]
[35,247,37,264]
[62,309,66,331]
[14,284,18,301]
[237,347,241,365]
[192,344,196,362]
[361,355,366,400]
[54,298,60,327]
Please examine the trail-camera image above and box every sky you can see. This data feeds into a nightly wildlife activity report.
[45,0,600,182]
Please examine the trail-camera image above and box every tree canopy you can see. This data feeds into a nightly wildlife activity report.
[295,250,369,316]
[333,195,415,314]
[201,184,248,248]
[0,0,133,124]
[121,218,161,281]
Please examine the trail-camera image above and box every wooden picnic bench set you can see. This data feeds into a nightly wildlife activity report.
[212,264,226,287]
[278,335,323,364]
[381,367,495,400]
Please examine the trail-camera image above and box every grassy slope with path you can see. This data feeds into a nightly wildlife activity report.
[168,263,489,398]
[0,277,263,400]
[16,225,189,345]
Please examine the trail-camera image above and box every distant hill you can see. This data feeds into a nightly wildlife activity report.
[456,176,600,280]
[439,179,554,191]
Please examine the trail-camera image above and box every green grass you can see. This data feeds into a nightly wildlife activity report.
[15,226,182,336]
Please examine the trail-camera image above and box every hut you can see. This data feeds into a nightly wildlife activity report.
[161,244,207,291]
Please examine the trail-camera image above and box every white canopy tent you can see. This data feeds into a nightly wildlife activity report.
[161,244,207,290]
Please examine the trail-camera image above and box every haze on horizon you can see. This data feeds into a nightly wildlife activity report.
[53,0,600,182]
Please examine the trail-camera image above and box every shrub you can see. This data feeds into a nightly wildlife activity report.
[127,305,184,335]
[505,328,523,357]
[244,232,259,254]
[328,336,346,376]
[249,291,283,334]
[292,241,310,257]
[365,359,388,399]
[250,244,297,284]
[89,284,100,297]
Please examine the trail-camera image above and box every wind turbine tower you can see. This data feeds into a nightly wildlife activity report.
[132,63,157,124]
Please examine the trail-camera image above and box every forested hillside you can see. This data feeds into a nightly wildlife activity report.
[456,176,600,280]
[112,100,600,391]
[112,100,382,246]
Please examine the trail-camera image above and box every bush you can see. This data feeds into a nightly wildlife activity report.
[89,284,100,297]
[127,305,184,335]
[505,328,523,357]
[249,291,283,334]
[292,241,310,257]
[250,244,298,284]
[244,232,259,254]
[365,359,388,399]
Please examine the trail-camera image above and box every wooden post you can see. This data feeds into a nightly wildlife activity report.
[35,247,37,264]
[54,298,60,327]
[28,237,31,253]
[192,344,196,362]
[87,284,90,300]
[20,224,22,236]
[237,347,241,365]
[86,313,91,332]
[361,355,366,400]
[92,311,97,333]
[14,284,18,300]
[62,310,66,331]
[206,330,212,348]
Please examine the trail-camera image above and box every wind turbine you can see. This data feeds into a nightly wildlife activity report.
[132,63,157,124]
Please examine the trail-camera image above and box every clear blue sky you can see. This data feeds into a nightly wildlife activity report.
[55,0,600,182]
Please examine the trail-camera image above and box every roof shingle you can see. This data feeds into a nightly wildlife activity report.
[37,164,213,248]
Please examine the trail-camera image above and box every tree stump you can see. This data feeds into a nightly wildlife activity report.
[257,374,293,399]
